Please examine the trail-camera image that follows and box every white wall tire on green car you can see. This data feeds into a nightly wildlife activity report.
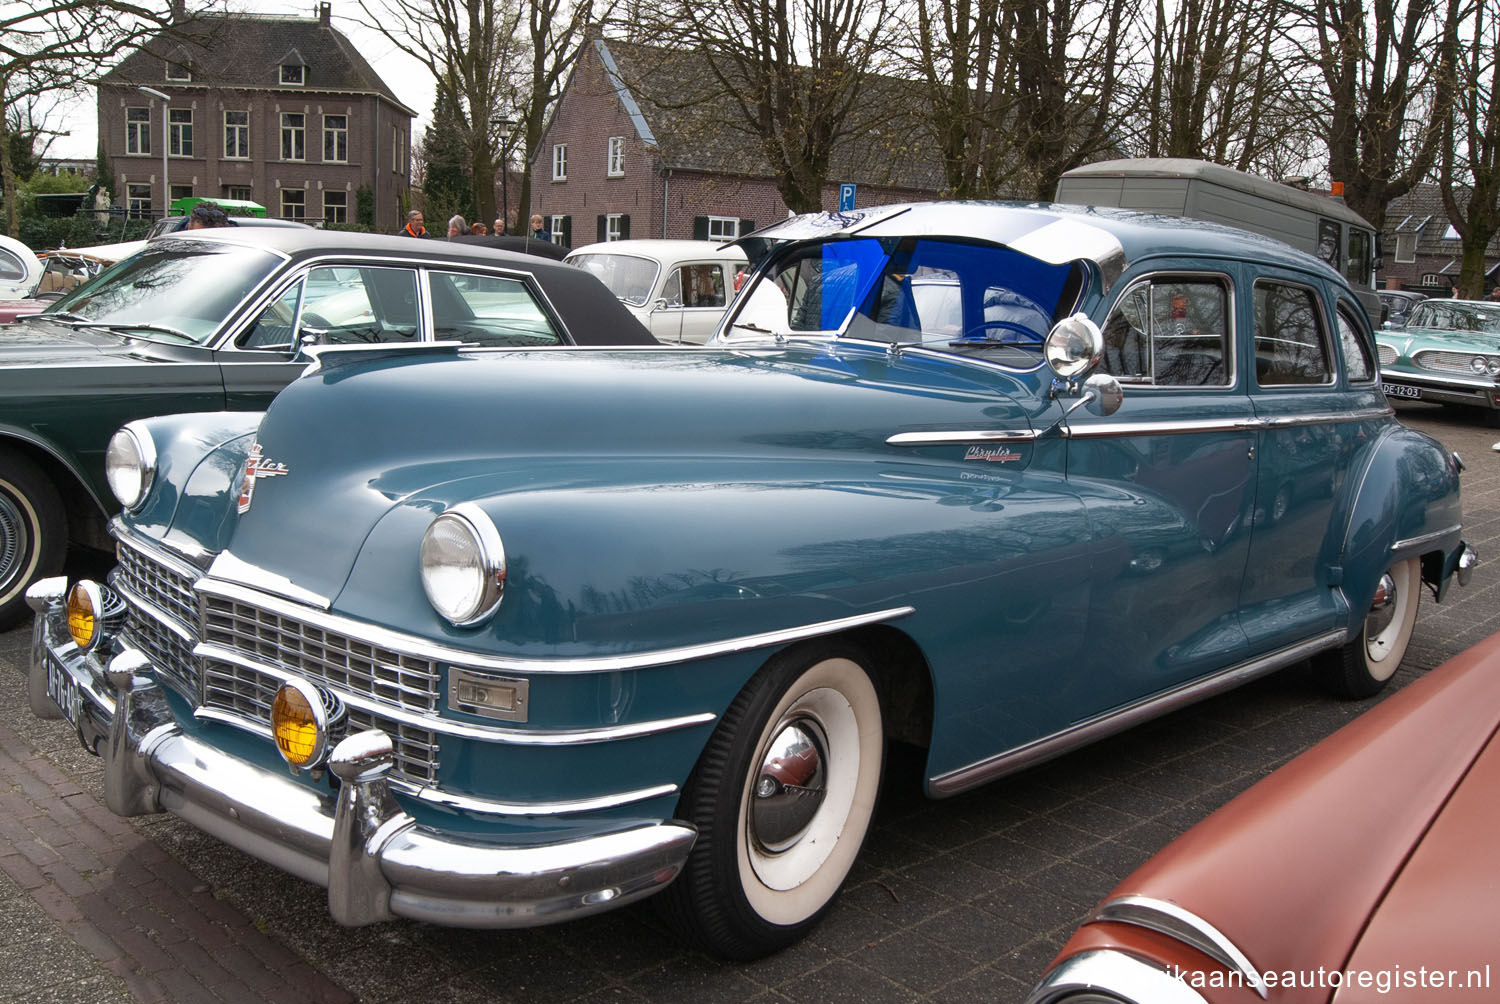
[0,447,65,629]
[661,643,883,959]
[1318,557,1421,699]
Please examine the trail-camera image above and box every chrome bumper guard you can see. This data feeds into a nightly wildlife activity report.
[25,577,697,928]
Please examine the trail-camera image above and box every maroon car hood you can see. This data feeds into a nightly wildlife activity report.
[1052,632,1500,1003]
[1332,726,1500,1003]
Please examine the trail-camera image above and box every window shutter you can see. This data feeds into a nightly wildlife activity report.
[692,216,708,240]
[597,215,606,243]
[740,219,755,235]
[561,216,572,248]
[620,215,630,239]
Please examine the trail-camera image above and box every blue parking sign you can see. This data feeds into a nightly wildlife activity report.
[839,184,856,212]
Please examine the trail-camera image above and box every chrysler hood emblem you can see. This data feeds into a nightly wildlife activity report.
[237,443,289,513]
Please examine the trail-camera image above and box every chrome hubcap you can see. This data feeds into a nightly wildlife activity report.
[1365,572,1397,642]
[750,718,828,854]
[0,491,25,595]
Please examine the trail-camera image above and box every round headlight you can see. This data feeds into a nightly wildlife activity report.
[271,679,328,770]
[419,504,506,627]
[1471,356,1489,375]
[104,424,156,510]
[1486,358,1500,377]
[66,581,104,652]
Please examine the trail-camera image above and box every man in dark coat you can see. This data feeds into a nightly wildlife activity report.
[399,211,430,238]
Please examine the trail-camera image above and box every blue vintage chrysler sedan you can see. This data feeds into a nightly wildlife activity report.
[26,203,1475,959]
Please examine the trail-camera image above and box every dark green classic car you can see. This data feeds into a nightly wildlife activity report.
[0,229,654,626]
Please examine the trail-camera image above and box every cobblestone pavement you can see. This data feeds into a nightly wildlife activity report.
[3,402,1497,1004]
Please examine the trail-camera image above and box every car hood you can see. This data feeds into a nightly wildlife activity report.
[1387,326,1500,351]
[216,344,1043,606]
[1050,633,1500,1001]
[0,322,203,368]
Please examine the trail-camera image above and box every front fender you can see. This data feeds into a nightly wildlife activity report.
[125,411,264,557]
[1339,424,1463,620]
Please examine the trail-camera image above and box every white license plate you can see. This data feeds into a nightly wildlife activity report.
[1382,383,1421,400]
[45,655,79,727]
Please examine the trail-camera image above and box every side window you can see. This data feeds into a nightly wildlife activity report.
[1317,219,1341,270]
[241,279,305,349]
[661,269,682,304]
[295,266,417,344]
[428,271,562,347]
[0,247,27,281]
[1254,281,1332,386]
[680,264,726,308]
[1336,305,1375,383]
[1100,277,1230,387]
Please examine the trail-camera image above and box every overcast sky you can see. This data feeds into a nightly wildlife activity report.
[45,0,434,161]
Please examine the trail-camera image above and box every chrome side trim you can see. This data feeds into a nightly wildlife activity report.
[1026,949,1209,1004]
[1062,407,1392,440]
[410,782,679,817]
[194,577,915,675]
[1392,524,1462,553]
[887,429,1038,446]
[1254,406,1393,427]
[1095,896,1268,1000]
[930,630,1345,796]
[196,641,717,746]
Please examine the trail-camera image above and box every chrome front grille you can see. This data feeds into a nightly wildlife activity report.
[200,655,439,785]
[115,539,199,629]
[201,594,442,713]
[1377,343,1397,366]
[122,614,198,702]
[1414,350,1494,376]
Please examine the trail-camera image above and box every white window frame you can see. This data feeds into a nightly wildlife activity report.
[225,186,252,201]
[392,127,400,172]
[323,114,348,163]
[281,112,306,161]
[223,110,250,159]
[280,64,304,86]
[323,189,348,224]
[1420,273,1444,286]
[127,183,153,217]
[606,136,624,177]
[707,216,739,240]
[606,213,624,242]
[280,188,306,220]
[168,108,193,157]
[550,214,565,239]
[126,107,151,155]
[552,143,568,181]
[165,61,190,82]
[169,184,194,203]
[1394,232,1417,264]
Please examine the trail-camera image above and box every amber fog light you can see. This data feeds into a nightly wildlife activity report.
[66,581,105,652]
[271,679,328,770]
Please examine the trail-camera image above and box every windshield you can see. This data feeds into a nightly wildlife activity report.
[569,253,661,307]
[43,239,282,344]
[1407,300,1500,335]
[723,237,1079,364]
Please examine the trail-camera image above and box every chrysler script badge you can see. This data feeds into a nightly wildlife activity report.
[964,445,1022,463]
[237,443,289,513]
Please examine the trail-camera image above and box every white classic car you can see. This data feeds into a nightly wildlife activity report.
[566,239,748,344]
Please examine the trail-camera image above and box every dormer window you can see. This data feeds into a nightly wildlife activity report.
[280,64,304,86]
[165,61,190,81]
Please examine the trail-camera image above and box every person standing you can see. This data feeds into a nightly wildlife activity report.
[399,211,429,238]
[529,214,551,242]
[447,215,469,238]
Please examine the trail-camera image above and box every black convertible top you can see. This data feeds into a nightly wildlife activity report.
[166,228,656,346]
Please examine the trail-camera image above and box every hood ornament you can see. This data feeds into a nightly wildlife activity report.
[237,443,289,513]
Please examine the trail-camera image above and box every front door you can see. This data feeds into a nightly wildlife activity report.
[650,262,731,344]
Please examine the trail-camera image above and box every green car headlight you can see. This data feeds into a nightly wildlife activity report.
[419,504,506,627]
[104,423,156,511]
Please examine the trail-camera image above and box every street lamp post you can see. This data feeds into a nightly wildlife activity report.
[137,86,170,220]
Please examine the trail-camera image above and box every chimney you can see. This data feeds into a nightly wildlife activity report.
[171,0,185,20]
[318,2,331,26]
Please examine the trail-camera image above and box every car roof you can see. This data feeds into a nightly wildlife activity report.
[742,201,1345,293]
[566,239,747,261]
[167,228,657,346]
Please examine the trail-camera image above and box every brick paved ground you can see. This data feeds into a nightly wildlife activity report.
[2,402,1497,1004]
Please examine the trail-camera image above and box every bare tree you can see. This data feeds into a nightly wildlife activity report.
[1281,0,1463,229]
[1439,0,1497,298]
[0,0,210,235]
[354,0,529,227]
[639,0,896,213]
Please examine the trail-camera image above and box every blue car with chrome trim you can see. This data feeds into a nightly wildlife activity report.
[25,203,1475,959]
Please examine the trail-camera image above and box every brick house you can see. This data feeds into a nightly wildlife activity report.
[98,2,415,229]
[1380,184,1500,297]
[530,39,945,248]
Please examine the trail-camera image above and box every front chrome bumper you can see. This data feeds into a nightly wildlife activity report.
[24,577,697,928]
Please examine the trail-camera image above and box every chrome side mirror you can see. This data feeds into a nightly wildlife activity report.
[1076,372,1123,417]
